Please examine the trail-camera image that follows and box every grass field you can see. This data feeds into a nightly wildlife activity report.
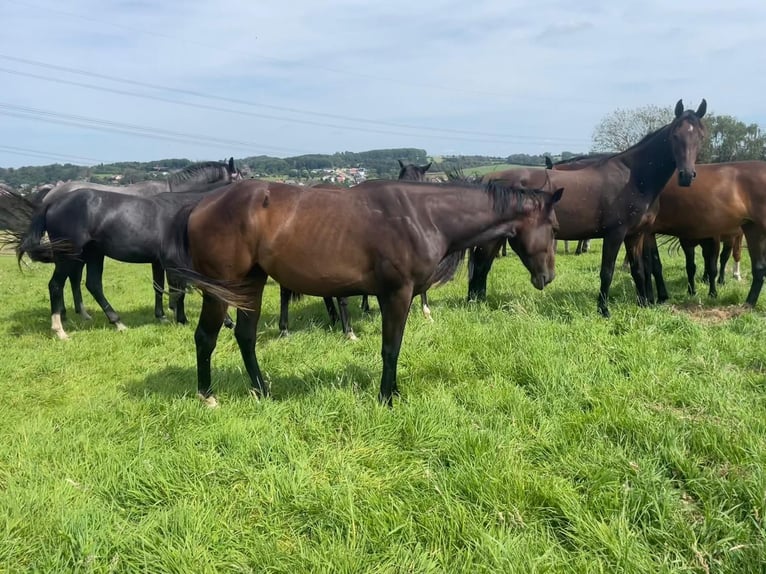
[1,244,765,573]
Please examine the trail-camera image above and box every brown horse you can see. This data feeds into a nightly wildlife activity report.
[469,99,707,317]
[638,162,766,304]
[164,178,563,407]
[360,160,435,319]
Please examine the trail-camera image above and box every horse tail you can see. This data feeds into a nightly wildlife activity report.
[13,201,58,265]
[428,249,466,288]
[161,202,196,272]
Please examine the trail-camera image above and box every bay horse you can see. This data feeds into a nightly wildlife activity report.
[163,178,563,407]
[665,231,743,298]
[360,160,435,319]
[637,162,766,305]
[469,99,707,317]
[11,187,234,339]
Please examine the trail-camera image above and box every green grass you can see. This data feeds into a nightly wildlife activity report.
[1,244,765,573]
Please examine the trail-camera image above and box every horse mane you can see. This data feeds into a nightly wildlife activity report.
[553,153,612,166]
[605,109,707,163]
[445,167,549,215]
[168,161,229,186]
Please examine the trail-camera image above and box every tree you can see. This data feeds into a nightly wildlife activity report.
[699,115,766,163]
[591,104,673,152]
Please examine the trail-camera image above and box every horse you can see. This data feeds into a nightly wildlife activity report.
[11,187,235,340]
[162,177,563,407]
[278,160,436,339]
[635,162,766,305]
[544,154,612,255]
[360,160,435,319]
[469,98,707,317]
[2,160,242,330]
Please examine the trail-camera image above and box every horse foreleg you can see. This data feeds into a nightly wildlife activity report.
[742,224,766,308]
[278,286,292,337]
[152,262,168,322]
[336,297,357,341]
[167,272,188,324]
[84,254,126,331]
[700,238,719,298]
[360,294,371,315]
[66,260,91,321]
[718,239,732,286]
[682,241,698,296]
[597,233,625,318]
[48,260,72,340]
[624,233,649,307]
[377,285,414,406]
[195,294,230,407]
[467,238,503,302]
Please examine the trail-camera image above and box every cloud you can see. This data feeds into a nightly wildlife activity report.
[0,0,765,167]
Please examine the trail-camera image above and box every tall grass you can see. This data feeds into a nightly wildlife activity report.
[0,244,764,573]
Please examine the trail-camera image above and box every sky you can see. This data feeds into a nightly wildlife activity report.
[1,0,765,168]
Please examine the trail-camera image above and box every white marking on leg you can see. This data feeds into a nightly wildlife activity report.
[733,261,741,281]
[115,321,128,332]
[198,393,219,408]
[51,313,69,340]
[422,304,433,322]
[346,331,358,342]
[78,308,92,321]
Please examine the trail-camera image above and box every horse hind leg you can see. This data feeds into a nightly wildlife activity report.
[682,241,698,296]
[195,294,230,407]
[49,260,72,340]
[742,224,766,308]
[420,291,433,322]
[68,260,91,320]
[232,272,269,400]
[152,262,168,323]
[84,254,127,331]
[336,297,357,341]
[700,238,720,298]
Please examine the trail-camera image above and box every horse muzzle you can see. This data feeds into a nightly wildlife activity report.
[678,169,696,187]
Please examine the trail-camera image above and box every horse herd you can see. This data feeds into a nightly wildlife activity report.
[3,98,766,407]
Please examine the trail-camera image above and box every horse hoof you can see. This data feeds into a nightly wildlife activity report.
[53,330,70,340]
[197,393,219,408]
[79,312,92,321]
[346,332,358,342]
[158,316,170,324]
[734,273,742,281]
[279,329,289,338]
[115,322,128,332]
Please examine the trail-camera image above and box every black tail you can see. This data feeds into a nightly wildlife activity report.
[161,202,196,272]
[0,188,37,236]
[15,202,55,265]
[427,249,466,288]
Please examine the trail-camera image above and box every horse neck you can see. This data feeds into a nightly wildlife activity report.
[168,167,228,193]
[619,125,677,197]
[428,185,530,250]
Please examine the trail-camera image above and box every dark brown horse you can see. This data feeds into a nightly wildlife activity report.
[361,160,435,319]
[638,162,766,304]
[164,178,563,407]
[469,99,707,317]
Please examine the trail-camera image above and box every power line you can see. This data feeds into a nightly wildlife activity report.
[0,62,591,147]
[0,144,104,165]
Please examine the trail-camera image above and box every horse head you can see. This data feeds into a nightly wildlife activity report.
[670,99,707,186]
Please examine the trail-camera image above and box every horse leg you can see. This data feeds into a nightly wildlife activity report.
[48,260,72,340]
[234,286,269,400]
[377,285,415,406]
[323,297,340,325]
[582,239,591,253]
[742,224,766,308]
[360,294,371,315]
[152,262,168,322]
[195,293,229,407]
[624,233,649,307]
[500,239,507,257]
[278,286,291,337]
[223,309,235,329]
[167,273,188,324]
[597,233,625,318]
[718,239,732,286]
[644,234,668,303]
[732,232,743,281]
[84,254,126,331]
[467,238,503,301]
[69,260,92,320]
[563,240,570,254]
[336,297,357,341]
[700,238,719,298]
[682,241,697,296]
[420,291,433,322]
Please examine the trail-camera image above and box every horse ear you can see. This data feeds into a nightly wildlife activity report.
[228,157,235,171]
[424,162,432,172]
[544,156,553,169]
[696,99,707,118]
[398,159,405,169]
[674,99,684,118]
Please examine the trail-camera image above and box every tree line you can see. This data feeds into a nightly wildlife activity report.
[2,106,764,190]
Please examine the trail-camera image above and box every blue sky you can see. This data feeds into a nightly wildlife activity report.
[1,0,765,167]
